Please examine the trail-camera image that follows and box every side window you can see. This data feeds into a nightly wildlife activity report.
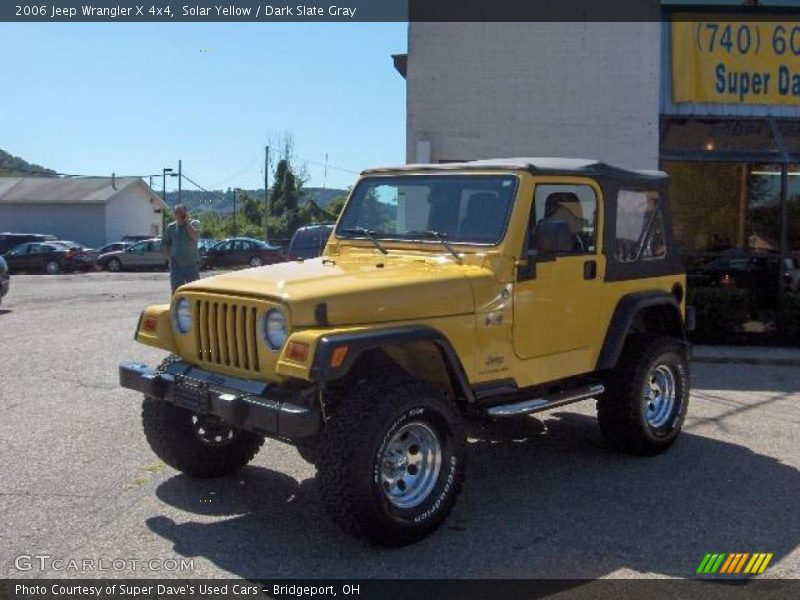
[130,243,145,254]
[615,190,666,263]
[27,244,45,255]
[531,184,598,255]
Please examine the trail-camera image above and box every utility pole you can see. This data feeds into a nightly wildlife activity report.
[162,168,173,207]
[178,160,182,204]
[264,145,270,242]
[233,188,238,236]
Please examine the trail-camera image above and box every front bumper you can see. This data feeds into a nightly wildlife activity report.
[119,360,321,440]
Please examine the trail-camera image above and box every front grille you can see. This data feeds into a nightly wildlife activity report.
[195,299,260,373]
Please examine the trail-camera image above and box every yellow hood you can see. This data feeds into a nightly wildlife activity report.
[180,255,485,326]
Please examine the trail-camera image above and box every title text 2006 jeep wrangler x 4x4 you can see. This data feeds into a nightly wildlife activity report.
[120,158,692,545]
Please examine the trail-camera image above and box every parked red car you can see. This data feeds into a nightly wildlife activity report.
[202,237,284,269]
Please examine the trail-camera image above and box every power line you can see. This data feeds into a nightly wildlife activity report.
[179,172,214,194]
[297,155,360,175]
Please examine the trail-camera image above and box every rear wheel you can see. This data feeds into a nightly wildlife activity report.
[597,335,689,456]
[44,260,60,274]
[317,376,466,546]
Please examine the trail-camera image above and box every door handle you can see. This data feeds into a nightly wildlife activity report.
[583,260,597,280]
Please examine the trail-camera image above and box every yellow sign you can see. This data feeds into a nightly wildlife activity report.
[672,19,800,105]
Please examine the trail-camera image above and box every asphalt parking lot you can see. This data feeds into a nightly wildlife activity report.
[0,272,798,579]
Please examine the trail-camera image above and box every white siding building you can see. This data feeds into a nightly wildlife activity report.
[399,22,662,168]
[0,177,166,248]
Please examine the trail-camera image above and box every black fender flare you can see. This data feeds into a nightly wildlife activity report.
[309,325,475,402]
[596,291,686,371]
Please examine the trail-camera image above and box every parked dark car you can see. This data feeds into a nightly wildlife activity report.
[50,240,98,268]
[286,224,334,260]
[203,237,283,269]
[97,241,132,255]
[0,255,9,305]
[2,241,88,274]
[687,252,781,310]
[0,232,57,255]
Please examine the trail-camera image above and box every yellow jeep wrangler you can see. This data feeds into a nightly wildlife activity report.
[120,158,692,546]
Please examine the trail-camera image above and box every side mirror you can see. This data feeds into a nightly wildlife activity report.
[533,219,573,259]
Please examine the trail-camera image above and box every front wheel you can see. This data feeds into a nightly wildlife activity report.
[597,335,690,456]
[107,258,121,272]
[249,255,263,267]
[141,397,264,478]
[318,377,466,546]
[44,260,61,274]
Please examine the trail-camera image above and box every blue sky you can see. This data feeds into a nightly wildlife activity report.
[0,23,407,191]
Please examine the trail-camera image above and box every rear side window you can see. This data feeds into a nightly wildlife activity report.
[615,190,666,263]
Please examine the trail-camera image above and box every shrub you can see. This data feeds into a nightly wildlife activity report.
[687,287,749,342]
[778,293,800,341]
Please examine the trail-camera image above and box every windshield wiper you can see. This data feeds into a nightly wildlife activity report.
[340,227,388,255]
[407,230,462,264]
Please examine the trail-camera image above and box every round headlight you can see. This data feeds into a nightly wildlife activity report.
[173,297,192,334]
[262,309,287,350]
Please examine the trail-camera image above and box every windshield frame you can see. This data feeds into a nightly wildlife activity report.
[335,173,520,248]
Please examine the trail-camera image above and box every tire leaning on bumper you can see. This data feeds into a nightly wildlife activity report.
[140,356,264,478]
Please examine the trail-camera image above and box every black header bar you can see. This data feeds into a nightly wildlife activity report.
[3,1,800,23]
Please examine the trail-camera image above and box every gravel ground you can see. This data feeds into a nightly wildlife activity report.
[0,272,798,579]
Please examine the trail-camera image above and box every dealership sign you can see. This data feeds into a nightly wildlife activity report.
[672,18,800,105]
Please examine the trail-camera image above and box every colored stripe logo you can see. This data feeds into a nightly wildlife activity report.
[697,552,773,574]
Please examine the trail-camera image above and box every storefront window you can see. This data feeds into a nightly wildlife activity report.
[661,119,780,156]
[747,164,782,253]
[789,165,800,254]
[663,161,745,252]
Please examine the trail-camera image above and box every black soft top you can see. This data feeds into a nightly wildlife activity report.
[361,157,667,184]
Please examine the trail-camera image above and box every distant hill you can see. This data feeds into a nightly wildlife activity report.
[164,186,347,214]
[0,149,57,177]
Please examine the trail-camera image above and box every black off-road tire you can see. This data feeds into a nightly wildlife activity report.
[141,356,264,478]
[142,398,264,478]
[597,335,690,456]
[317,376,466,546]
[295,439,321,465]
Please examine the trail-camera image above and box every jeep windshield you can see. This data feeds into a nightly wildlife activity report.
[336,174,518,246]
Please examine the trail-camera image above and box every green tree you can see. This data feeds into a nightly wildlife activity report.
[268,158,304,238]
[326,193,348,218]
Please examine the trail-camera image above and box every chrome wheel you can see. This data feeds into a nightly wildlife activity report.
[644,364,676,428]
[249,256,263,267]
[108,259,121,272]
[379,421,442,509]
[191,414,238,446]
[45,261,60,274]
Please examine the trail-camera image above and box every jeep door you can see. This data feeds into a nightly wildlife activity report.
[513,178,605,370]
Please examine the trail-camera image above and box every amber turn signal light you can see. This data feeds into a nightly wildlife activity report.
[142,316,158,332]
[286,341,310,362]
[330,346,349,368]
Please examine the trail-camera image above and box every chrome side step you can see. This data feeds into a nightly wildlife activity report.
[486,383,605,417]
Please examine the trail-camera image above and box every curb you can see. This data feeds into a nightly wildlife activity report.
[691,356,800,367]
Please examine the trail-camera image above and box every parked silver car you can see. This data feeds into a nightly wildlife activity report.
[96,238,167,272]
